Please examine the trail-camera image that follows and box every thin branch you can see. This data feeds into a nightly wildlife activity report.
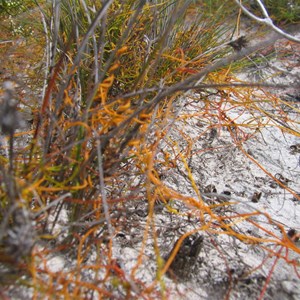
[234,0,300,43]
[111,82,298,101]
[96,137,114,239]
[39,8,50,101]
[33,193,71,218]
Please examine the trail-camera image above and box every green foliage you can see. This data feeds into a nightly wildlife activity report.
[0,0,37,37]
[263,0,300,23]
[194,0,234,17]
[0,0,27,16]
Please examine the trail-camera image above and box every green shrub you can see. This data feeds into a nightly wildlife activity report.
[263,0,300,23]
